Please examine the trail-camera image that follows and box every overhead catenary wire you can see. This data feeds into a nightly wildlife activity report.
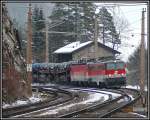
[4,0,148,4]
[129,17,146,25]
[117,8,146,14]
[97,6,147,31]
[31,3,147,45]
[95,3,147,7]
[30,9,146,47]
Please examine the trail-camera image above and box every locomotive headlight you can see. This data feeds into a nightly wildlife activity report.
[108,74,112,77]
[121,73,125,76]
[114,71,118,74]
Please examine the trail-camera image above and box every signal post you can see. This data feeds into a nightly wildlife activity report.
[94,16,98,59]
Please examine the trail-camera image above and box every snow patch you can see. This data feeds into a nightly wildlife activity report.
[34,92,109,116]
[99,90,121,99]
[128,94,134,100]
[3,100,29,109]
[2,93,42,109]
[32,83,56,87]
[54,41,92,54]
[128,112,147,118]
[117,94,134,103]
[125,85,148,91]
[117,97,129,103]
[81,92,109,105]
[28,96,41,102]
[67,88,121,99]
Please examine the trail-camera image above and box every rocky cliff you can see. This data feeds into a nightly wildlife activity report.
[2,4,31,103]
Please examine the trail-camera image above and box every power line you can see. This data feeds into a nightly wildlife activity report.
[122,11,144,16]
[129,17,146,26]
[119,8,145,14]
[96,3,147,7]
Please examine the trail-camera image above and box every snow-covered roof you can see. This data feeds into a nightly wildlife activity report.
[54,41,120,54]
[54,41,92,54]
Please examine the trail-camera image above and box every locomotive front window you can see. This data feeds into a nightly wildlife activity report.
[106,62,125,70]
[106,63,115,70]
[116,62,124,69]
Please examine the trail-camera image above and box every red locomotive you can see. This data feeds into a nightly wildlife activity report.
[32,59,126,88]
[69,60,126,88]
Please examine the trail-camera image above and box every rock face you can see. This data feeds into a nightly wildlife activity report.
[2,4,31,103]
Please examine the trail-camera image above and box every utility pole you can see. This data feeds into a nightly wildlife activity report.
[140,8,146,107]
[26,3,32,96]
[94,16,98,59]
[45,21,49,63]
[39,18,77,63]
[75,3,80,42]
[102,26,105,44]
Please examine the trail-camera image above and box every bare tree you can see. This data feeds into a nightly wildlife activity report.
[107,5,131,46]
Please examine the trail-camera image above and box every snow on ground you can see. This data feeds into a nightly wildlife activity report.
[3,100,28,109]
[98,90,121,99]
[88,90,121,99]
[117,84,148,103]
[31,91,109,116]
[79,88,121,99]
[117,97,129,103]
[80,92,109,105]
[128,95,134,100]
[32,83,56,87]
[66,87,121,99]
[117,94,134,103]
[2,93,43,109]
[125,85,148,91]
[128,112,147,118]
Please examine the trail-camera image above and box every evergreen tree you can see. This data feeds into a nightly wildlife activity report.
[77,2,96,42]
[127,47,147,85]
[98,7,120,49]
[48,3,72,62]
[48,4,121,62]
[32,6,45,63]
[48,2,97,62]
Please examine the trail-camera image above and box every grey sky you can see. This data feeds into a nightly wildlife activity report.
[6,3,55,25]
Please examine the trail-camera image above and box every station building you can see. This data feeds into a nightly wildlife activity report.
[53,41,120,63]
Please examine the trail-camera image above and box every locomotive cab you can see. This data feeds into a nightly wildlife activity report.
[105,60,126,88]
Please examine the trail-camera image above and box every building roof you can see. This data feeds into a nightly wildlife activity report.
[53,41,120,54]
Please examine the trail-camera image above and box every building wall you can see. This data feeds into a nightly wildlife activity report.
[57,53,72,63]
[72,44,114,61]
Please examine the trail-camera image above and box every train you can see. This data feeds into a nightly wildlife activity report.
[32,59,126,88]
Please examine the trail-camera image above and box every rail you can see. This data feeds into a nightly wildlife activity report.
[2,87,75,118]
[59,88,140,118]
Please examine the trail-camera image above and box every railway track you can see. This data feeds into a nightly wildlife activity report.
[2,87,75,118]
[3,85,141,118]
[11,86,112,118]
[59,88,141,118]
